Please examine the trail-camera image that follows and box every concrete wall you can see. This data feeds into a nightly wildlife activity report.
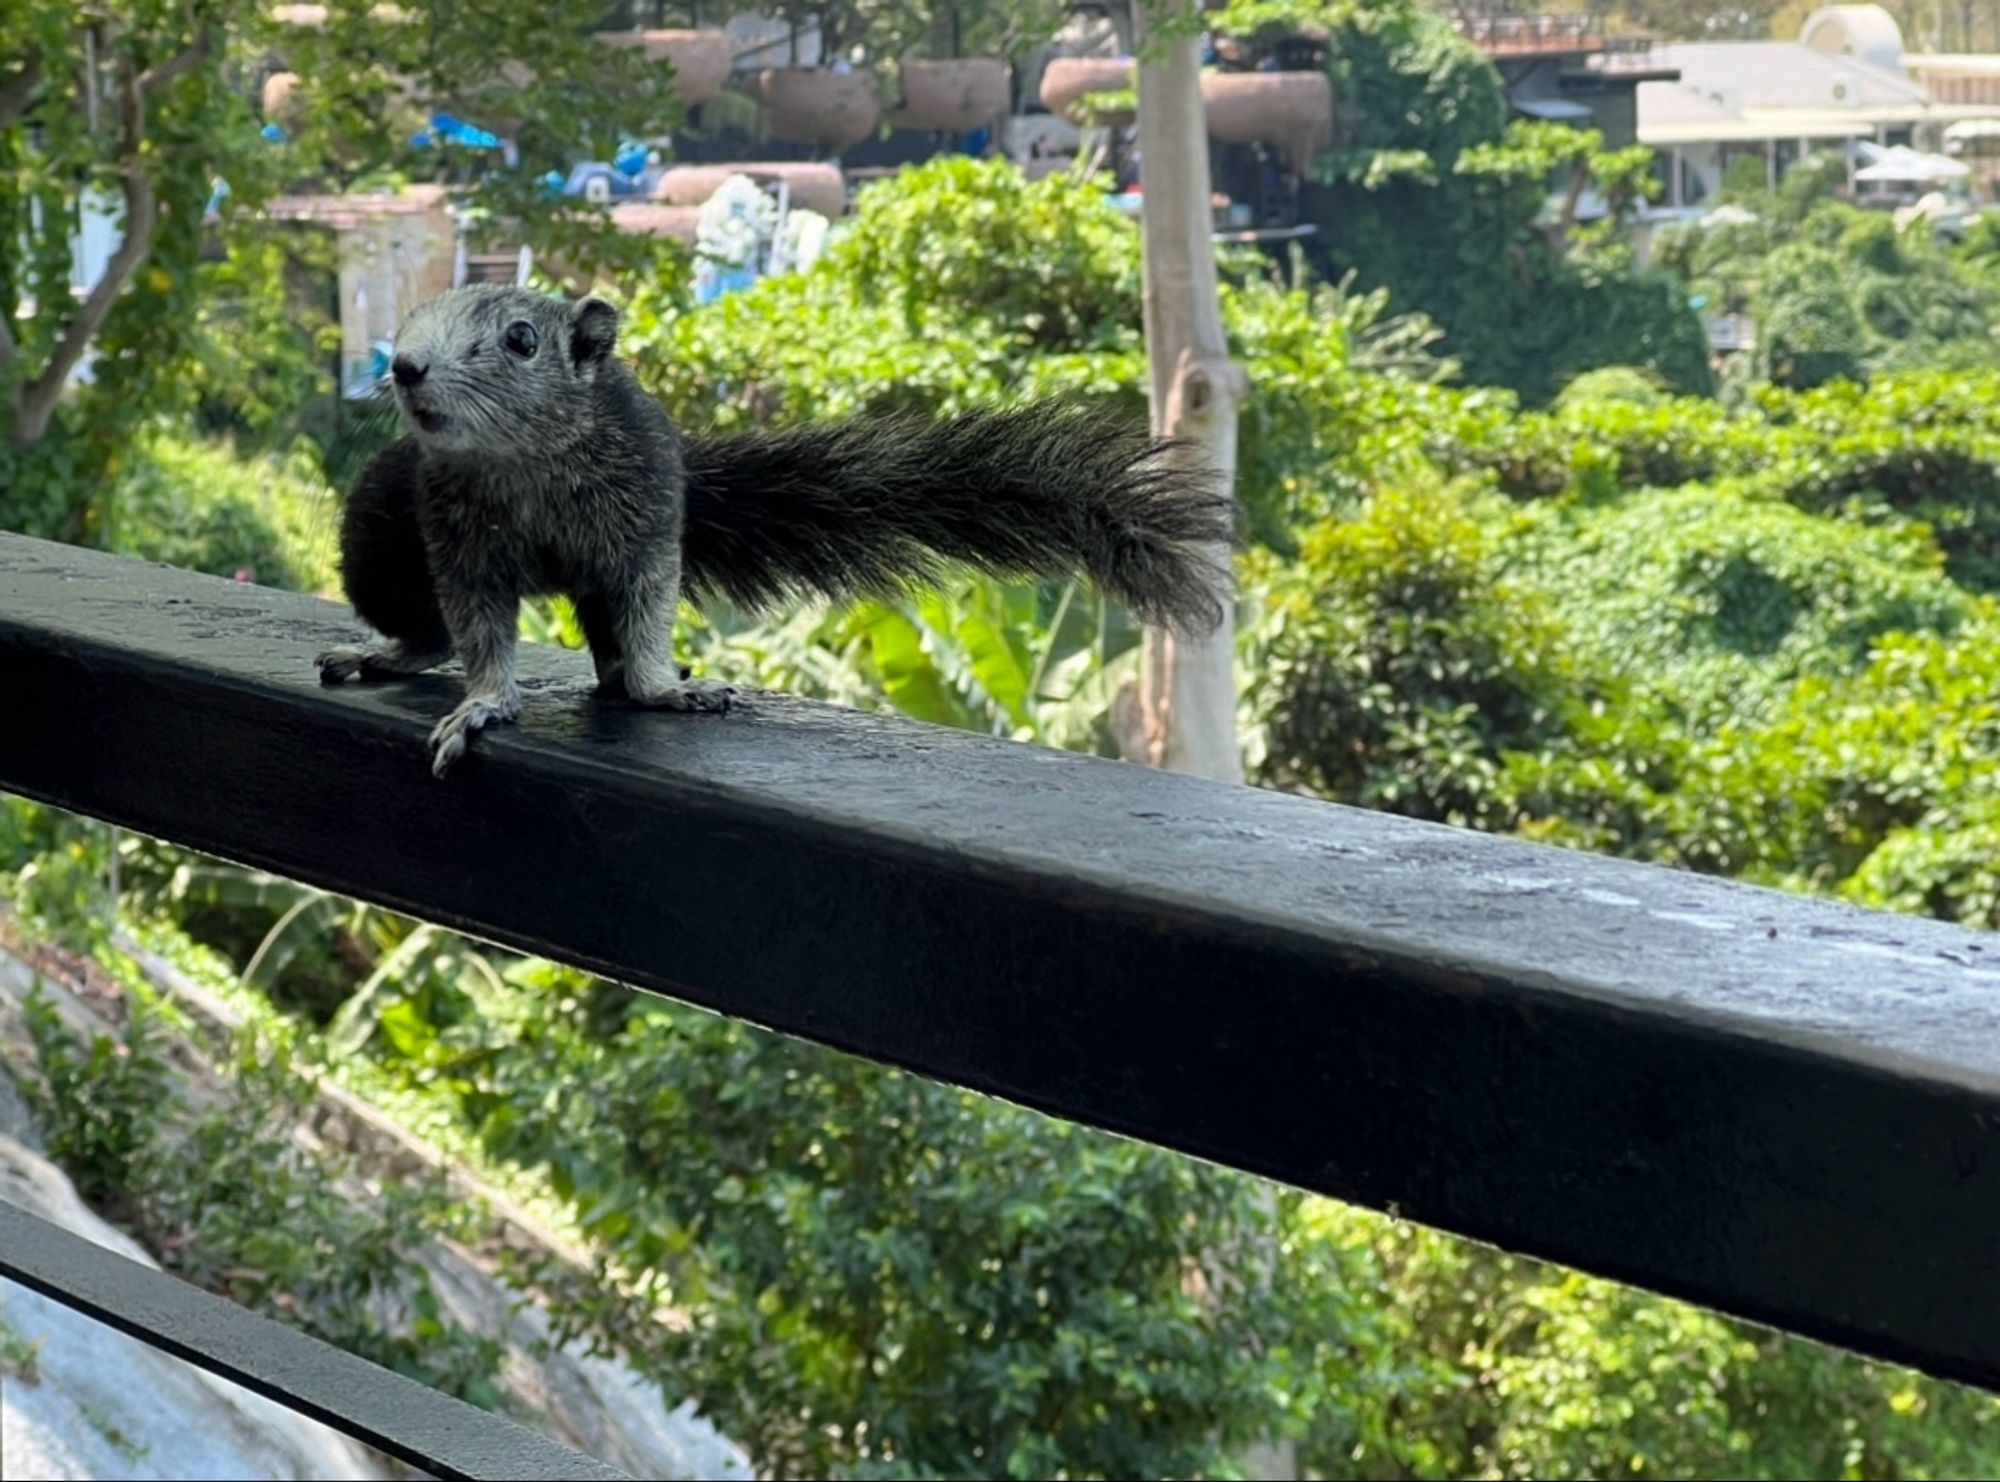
[332,202,456,397]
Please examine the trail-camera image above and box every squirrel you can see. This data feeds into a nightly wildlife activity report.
[317,285,1235,776]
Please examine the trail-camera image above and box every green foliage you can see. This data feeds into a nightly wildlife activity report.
[16,980,507,1406]
[0,1316,45,1384]
[1847,792,2000,928]
[1416,368,2000,593]
[834,157,1143,350]
[98,430,336,588]
[1299,1205,2000,1481]
[1,0,683,541]
[1221,0,1711,402]
[1552,365,1669,412]
[1224,267,1457,543]
[1754,244,1871,389]
[1656,192,2000,390]
[1510,483,1969,729]
[692,577,1137,752]
[19,987,176,1211]
[386,962,1310,1479]
[1241,480,1588,827]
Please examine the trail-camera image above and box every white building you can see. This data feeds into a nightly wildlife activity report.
[1639,4,2000,207]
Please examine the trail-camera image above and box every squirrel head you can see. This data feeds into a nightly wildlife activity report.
[386,286,623,458]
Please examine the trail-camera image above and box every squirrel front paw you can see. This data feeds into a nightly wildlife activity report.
[428,690,523,777]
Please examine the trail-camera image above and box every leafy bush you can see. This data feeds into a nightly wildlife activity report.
[1239,0,1711,401]
[17,985,506,1404]
[1241,480,1594,827]
[1552,364,1670,411]
[833,157,1142,351]
[1753,244,1870,389]
[1656,190,2000,391]
[19,987,175,1212]
[1508,483,1970,729]
[447,964,1308,1480]
[1298,1205,2000,1481]
[1419,369,2000,595]
[99,431,336,589]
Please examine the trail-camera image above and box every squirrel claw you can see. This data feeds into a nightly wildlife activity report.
[317,647,366,684]
[630,676,736,714]
[428,691,522,777]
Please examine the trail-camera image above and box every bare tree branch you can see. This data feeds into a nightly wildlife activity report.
[0,59,40,404]
[1551,163,1591,254]
[139,21,217,96]
[17,58,155,444]
[0,311,17,422]
[12,23,217,448]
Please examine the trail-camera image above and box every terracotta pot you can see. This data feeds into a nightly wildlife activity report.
[1039,57,1134,126]
[655,162,847,219]
[609,202,704,244]
[1201,71,1333,159]
[271,3,410,24]
[890,58,1010,132]
[747,67,882,151]
[595,29,734,107]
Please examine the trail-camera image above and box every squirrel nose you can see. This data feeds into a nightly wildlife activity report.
[390,354,427,388]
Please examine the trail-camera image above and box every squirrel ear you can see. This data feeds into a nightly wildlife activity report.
[569,297,619,369]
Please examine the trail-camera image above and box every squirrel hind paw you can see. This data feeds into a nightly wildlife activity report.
[320,642,450,686]
[317,646,368,684]
[628,676,737,714]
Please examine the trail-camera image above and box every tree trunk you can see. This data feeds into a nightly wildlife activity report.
[1122,8,1284,1473]
[5,26,215,451]
[1113,0,1245,786]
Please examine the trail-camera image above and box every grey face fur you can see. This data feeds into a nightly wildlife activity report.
[388,285,620,458]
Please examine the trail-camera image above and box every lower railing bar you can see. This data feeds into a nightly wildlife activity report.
[0,1200,630,1482]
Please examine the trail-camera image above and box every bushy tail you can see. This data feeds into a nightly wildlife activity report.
[679,404,1235,633]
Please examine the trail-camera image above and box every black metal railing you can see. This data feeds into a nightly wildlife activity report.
[6,530,2000,1474]
[0,1203,627,1481]
[1586,32,1676,74]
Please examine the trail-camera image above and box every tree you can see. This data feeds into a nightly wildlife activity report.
[1455,119,1661,257]
[1,0,678,538]
[1221,0,1712,404]
[1113,0,1248,784]
[0,9,219,449]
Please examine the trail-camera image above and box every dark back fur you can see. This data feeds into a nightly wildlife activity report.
[338,437,452,651]
[682,405,1235,632]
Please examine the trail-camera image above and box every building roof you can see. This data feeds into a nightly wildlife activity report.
[1637,38,1939,145]
[1653,40,1927,113]
[1906,53,2000,78]
[265,186,450,230]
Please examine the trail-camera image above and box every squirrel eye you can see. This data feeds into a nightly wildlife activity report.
[502,320,539,358]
